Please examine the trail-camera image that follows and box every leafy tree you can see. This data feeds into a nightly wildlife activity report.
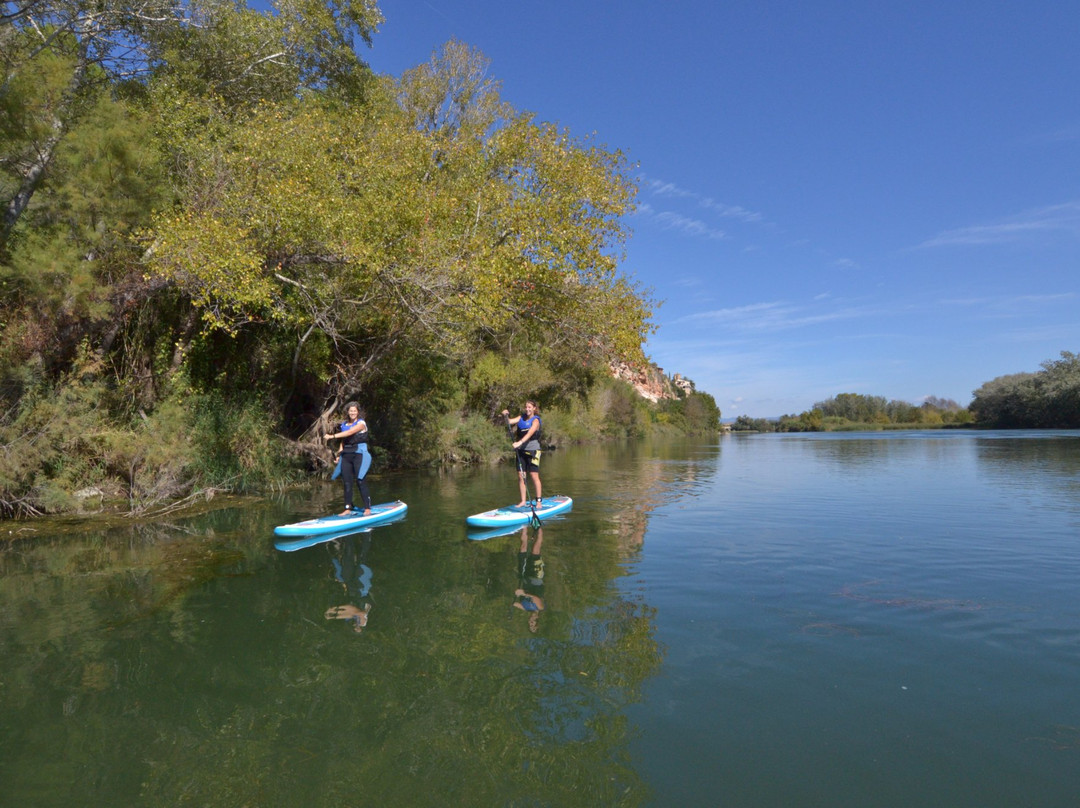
[1,0,383,244]
[814,393,888,423]
[886,399,920,424]
[663,389,720,434]
[731,414,773,432]
[971,351,1080,428]
[1,81,173,404]
[146,41,654,443]
[0,12,685,513]
[1038,351,1080,427]
[970,372,1040,427]
[923,396,962,412]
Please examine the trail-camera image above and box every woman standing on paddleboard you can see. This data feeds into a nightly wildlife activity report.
[502,400,542,507]
[325,402,372,516]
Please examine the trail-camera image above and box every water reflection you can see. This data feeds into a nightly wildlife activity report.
[783,430,967,469]
[512,526,545,632]
[554,438,722,559]
[1,431,1075,807]
[975,434,1080,496]
[323,530,374,634]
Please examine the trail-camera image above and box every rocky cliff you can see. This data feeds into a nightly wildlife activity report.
[610,361,696,402]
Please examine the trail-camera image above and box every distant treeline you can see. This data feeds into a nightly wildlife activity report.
[731,395,972,433]
[732,351,1080,433]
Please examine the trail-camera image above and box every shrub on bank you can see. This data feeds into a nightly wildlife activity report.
[1,368,720,518]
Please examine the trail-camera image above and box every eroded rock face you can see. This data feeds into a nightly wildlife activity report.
[609,361,695,402]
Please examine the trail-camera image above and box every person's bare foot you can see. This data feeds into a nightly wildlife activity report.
[339,510,353,516]
[363,509,372,516]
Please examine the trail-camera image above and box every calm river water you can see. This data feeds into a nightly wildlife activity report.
[2,431,1079,807]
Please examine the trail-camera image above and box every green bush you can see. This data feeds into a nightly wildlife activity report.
[434,412,513,465]
[186,391,300,491]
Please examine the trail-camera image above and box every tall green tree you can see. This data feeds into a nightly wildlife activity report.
[1,0,383,245]
[1,85,171,381]
[971,351,1080,428]
[146,41,654,441]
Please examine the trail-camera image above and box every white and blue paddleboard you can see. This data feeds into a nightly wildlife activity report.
[273,500,407,537]
[467,523,528,542]
[274,513,406,552]
[465,495,573,529]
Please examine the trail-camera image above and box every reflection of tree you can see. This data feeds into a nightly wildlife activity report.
[795,434,1080,504]
[1,479,665,806]
[132,531,662,805]
[976,436,1080,494]
[791,432,965,469]
[0,509,278,806]
[557,438,721,557]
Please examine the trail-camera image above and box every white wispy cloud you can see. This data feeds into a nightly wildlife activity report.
[631,198,726,239]
[653,211,725,240]
[683,292,1077,339]
[999,323,1080,343]
[681,301,789,324]
[670,275,705,288]
[936,292,1076,311]
[648,180,698,200]
[677,300,879,332]
[700,198,764,223]
[641,177,767,229]
[916,202,1080,248]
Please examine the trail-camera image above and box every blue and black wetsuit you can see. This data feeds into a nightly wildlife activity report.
[339,418,372,511]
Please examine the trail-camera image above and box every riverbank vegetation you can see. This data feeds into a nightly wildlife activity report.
[1,1,719,518]
[731,351,1079,433]
[731,394,973,433]
[969,351,1080,428]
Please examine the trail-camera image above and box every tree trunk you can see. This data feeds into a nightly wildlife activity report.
[1,57,86,246]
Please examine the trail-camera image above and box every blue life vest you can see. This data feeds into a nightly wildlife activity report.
[332,417,371,480]
[516,414,542,449]
[340,418,369,450]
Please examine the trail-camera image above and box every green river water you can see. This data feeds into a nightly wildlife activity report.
[2,432,1079,807]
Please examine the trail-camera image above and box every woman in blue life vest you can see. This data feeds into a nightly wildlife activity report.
[502,400,542,506]
[324,402,372,516]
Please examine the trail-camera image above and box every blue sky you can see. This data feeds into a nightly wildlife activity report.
[362,1,1080,417]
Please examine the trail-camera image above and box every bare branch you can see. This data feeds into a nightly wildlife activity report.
[219,51,290,86]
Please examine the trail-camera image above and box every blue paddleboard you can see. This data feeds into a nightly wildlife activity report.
[274,512,406,552]
[466,523,529,542]
[465,495,573,528]
[273,500,407,537]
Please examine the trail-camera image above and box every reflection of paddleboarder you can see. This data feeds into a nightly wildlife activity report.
[325,602,370,631]
[512,526,545,632]
[324,531,374,634]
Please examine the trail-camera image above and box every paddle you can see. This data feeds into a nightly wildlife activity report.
[504,412,542,529]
